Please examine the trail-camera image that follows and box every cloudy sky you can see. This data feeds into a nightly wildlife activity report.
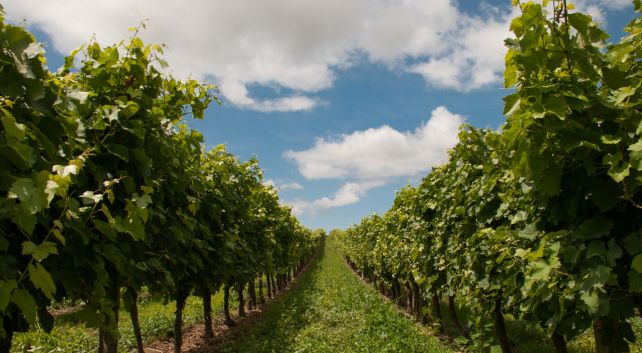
[4,0,637,230]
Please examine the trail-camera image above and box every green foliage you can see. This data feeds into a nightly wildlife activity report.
[338,2,642,352]
[503,0,642,348]
[0,9,320,352]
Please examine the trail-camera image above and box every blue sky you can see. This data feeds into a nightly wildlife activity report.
[4,1,637,231]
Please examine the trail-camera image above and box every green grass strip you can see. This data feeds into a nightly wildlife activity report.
[221,238,453,353]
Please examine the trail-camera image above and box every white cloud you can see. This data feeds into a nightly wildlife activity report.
[264,179,304,191]
[409,8,514,91]
[4,0,352,112]
[221,78,320,112]
[280,182,304,190]
[3,1,626,110]
[287,180,383,216]
[284,106,464,181]
[283,106,463,216]
[356,0,459,62]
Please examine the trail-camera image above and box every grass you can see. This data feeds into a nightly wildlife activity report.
[11,268,272,352]
[220,237,453,353]
[14,236,642,353]
[11,291,218,353]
